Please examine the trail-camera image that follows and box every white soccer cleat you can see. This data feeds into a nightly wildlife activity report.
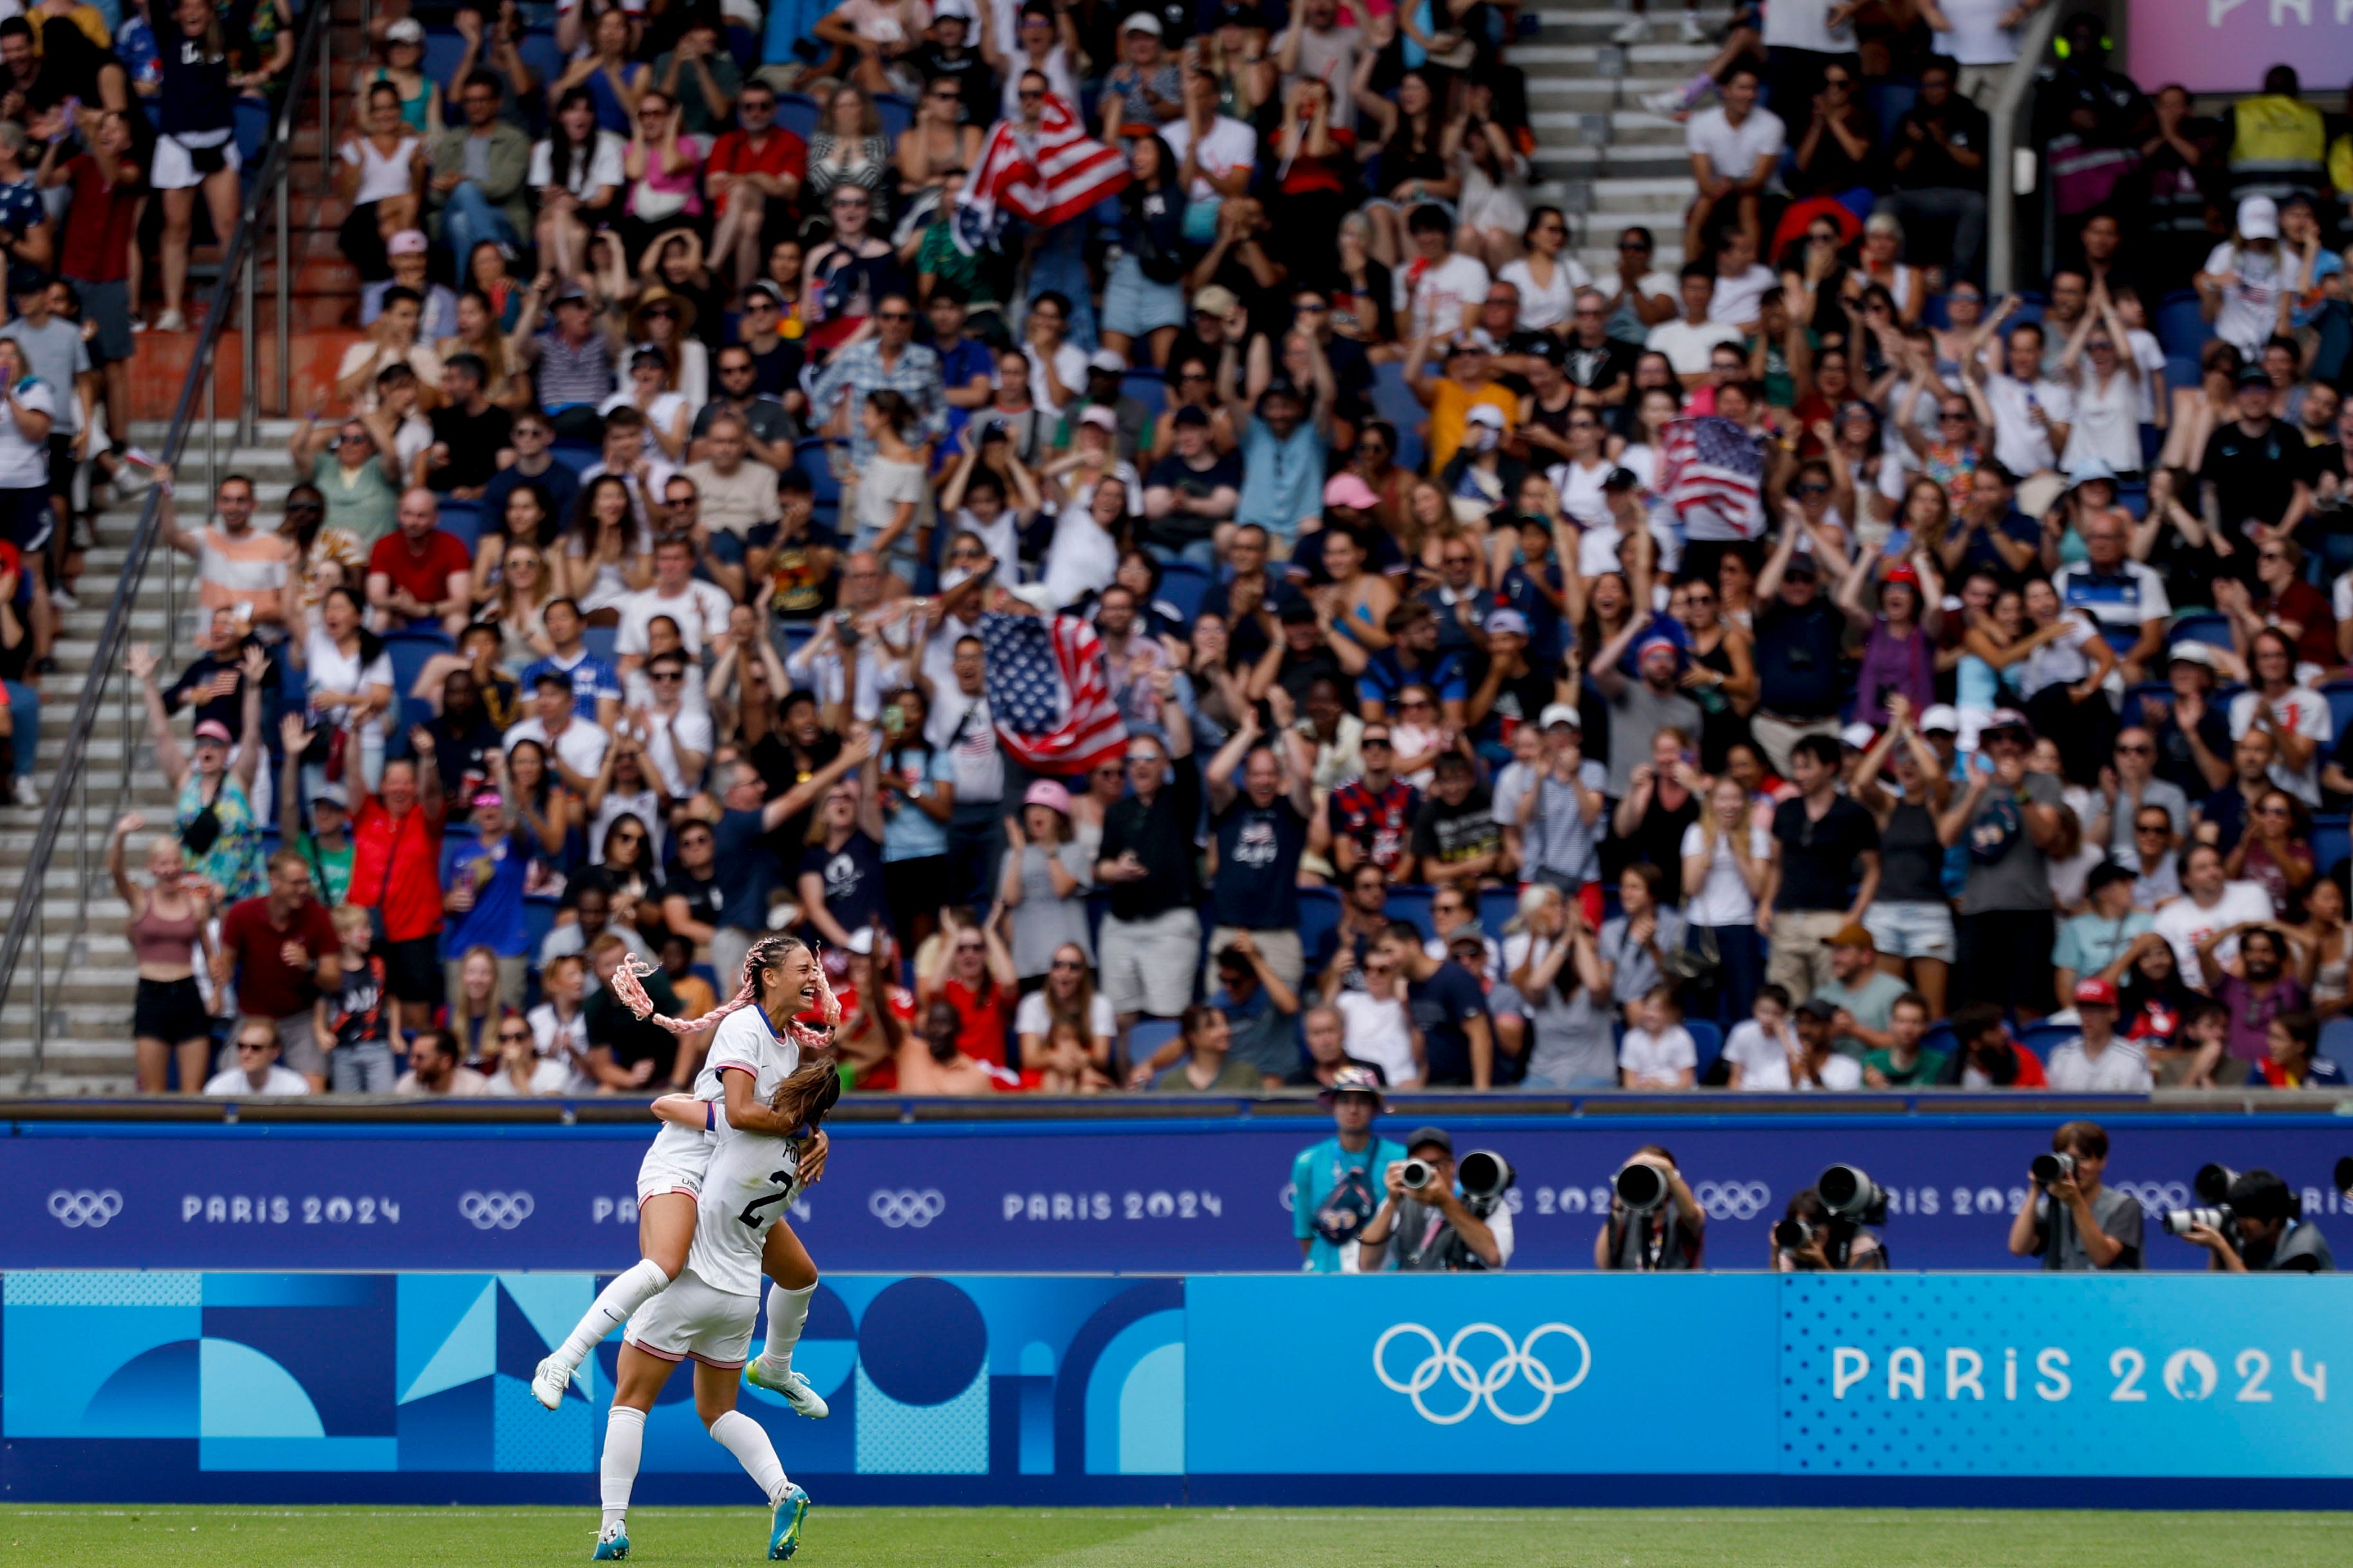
[531,1354,575,1410]
[1612,14,1650,43]
[1678,11,1707,42]
[745,1361,830,1418]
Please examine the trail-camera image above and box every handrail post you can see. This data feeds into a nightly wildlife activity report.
[239,240,257,447]
[1986,6,2063,293]
[276,173,292,416]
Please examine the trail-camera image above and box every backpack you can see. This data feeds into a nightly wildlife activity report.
[1312,1159,1381,1246]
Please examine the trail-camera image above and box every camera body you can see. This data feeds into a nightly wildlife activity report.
[2030,1151,2075,1187]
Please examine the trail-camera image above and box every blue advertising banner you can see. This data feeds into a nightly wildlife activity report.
[10,1114,2353,1275]
[7,1271,2353,1507]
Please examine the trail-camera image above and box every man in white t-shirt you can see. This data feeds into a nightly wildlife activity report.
[2227,638,2333,805]
[1162,72,1256,217]
[2044,979,2152,1092]
[1684,65,1783,262]
[1706,229,1778,331]
[1969,320,2072,488]
[1397,201,1490,342]
[205,1020,314,1096]
[615,535,735,673]
[1648,263,1745,383]
[507,672,614,791]
[2152,842,2278,977]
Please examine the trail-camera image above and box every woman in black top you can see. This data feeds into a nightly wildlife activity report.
[1849,705,1955,1019]
[1102,133,1189,371]
[153,0,243,333]
[1357,69,1454,266]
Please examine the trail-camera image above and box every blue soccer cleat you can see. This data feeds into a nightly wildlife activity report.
[591,1523,629,1560]
[767,1483,810,1560]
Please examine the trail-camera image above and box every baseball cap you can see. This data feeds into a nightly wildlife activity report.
[385,17,425,42]
[1883,562,1920,587]
[845,927,879,957]
[1828,921,1875,950]
[1086,347,1128,374]
[387,229,429,257]
[1919,703,1960,734]
[2073,977,2119,1008]
[931,0,978,18]
[1171,404,1210,428]
[2237,367,2273,391]
[470,789,505,810]
[1192,284,1240,317]
[1404,1125,1454,1156]
[2065,455,2116,491]
[2237,194,2279,241]
[1023,779,1072,815]
[1538,702,1581,730]
[1795,997,1841,1022]
[8,266,48,298]
[1077,405,1118,431]
[1446,921,1489,952]
[1637,634,1680,664]
[1323,472,1379,511]
[1984,707,2034,738]
[743,281,785,309]
[1121,9,1162,32]
[1840,721,1877,750]
[1782,551,1819,579]
[1466,403,1507,429]
[2168,641,2218,669]
[192,718,234,745]
[1603,466,1642,491]
[1483,607,1529,637]
[553,281,591,304]
[1319,1064,1386,1105]
[311,783,349,813]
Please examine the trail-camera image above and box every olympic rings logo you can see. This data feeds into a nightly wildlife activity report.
[48,1188,123,1228]
[2114,1181,2191,1215]
[458,1190,536,1230]
[1693,1180,1773,1221]
[869,1188,947,1228]
[1373,1322,1592,1425]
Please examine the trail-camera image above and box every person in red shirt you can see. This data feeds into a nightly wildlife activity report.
[705,81,806,295]
[916,911,1016,1067]
[41,106,142,463]
[348,727,447,1033]
[2218,536,2336,672]
[213,849,344,1091]
[832,926,918,1088]
[365,488,474,636]
[1944,1001,2050,1087]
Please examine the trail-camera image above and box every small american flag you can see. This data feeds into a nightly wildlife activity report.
[979,611,1128,775]
[1660,416,1767,542]
[963,94,1131,234]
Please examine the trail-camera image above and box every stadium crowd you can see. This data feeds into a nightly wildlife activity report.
[60,0,2353,1099]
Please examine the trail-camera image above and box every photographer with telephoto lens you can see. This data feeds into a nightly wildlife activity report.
[2007,1119,2144,1271]
[1595,1143,1706,1270]
[1771,1168,1890,1271]
[2171,1168,2336,1273]
[1355,1127,1515,1272]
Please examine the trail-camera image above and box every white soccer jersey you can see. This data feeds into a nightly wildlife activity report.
[682,1006,809,1297]
[635,1003,805,1189]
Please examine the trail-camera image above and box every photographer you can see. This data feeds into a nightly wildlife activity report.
[1770,1188,1888,1271]
[2177,1170,2336,1273]
[1356,1127,1514,1272]
[2007,1120,2144,1271]
[1594,1144,1706,1271]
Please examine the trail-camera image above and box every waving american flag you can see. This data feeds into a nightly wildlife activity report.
[979,611,1128,775]
[963,95,1131,234]
[1659,416,1767,542]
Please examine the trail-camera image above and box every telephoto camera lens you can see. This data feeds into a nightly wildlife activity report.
[2338,1156,2353,1197]
[1457,1150,1514,1201]
[2029,1152,2075,1186]
[2160,1205,2231,1238]
[1400,1159,1433,1192]
[1817,1164,1885,1219]
[1615,1161,1669,1212]
[1772,1217,1814,1250]
[2195,1163,2240,1206]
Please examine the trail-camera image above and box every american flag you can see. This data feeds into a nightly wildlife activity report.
[978,611,1128,774]
[963,95,1131,234]
[1659,416,1767,541]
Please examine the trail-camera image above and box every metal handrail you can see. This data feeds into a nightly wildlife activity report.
[1986,5,2065,293]
[0,0,338,1087]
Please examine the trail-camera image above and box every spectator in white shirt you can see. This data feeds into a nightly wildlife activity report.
[1789,997,1865,1089]
[1707,229,1778,331]
[1722,982,1803,1090]
[1683,64,1783,264]
[1397,201,1491,342]
[205,1020,315,1096]
[1965,317,2072,492]
[2044,978,2152,1092]
[1648,262,1746,384]
[1618,984,1698,1088]
[2228,628,2332,806]
[614,534,734,674]
[506,672,613,792]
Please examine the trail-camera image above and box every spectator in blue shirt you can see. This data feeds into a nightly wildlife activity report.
[1353,600,1471,726]
[1229,343,1335,555]
[1377,918,1496,1088]
[1291,1066,1410,1273]
[438,782,531,1010]
[519,597,622,730]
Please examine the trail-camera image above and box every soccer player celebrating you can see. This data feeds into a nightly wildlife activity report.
[586,934,842,1561]
[532,936,839,1425]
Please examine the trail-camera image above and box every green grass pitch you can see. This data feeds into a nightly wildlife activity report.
[9,1506,2353,1567]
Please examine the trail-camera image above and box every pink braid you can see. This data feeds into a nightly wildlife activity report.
[610,936,841,1052]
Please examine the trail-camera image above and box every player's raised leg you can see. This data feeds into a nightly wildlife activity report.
[535,1192,698,1409]
[745,1221,829,1417]
[697,1359,810,1560]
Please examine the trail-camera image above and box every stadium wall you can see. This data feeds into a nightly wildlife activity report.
[4,1271,2350,1508]
[10,1111,2353,1273]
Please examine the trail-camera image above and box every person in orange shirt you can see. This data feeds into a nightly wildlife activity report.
[1405,333,1516,474]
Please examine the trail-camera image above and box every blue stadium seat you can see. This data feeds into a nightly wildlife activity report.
[2163,352,2206,394]
[1157,560,1211,623]
[1296,886,1340,968]
[2321,1017,2353,1064]
[423,26,467,87]
[1128,1017,1180,1069]
[518,27,563,92]
[1918,1020,1957,1064]
[2097,623,2141,657]
[774,92,822,142]
[1384,885,1435,937]
[1122,369,1167,413]
[873,93,915,142]
[1685,1019,1724,1079]
[436,499,483,555]
[794,438,844,506]
[523,894,559,957]
[2119,681,2172,729]
[2020,1022,2078,1062]
[2167,613,2233,652]
[581,625,620,664]
[232,97,270,168]
[1478,885,1520,936]
[2155,289,2211,359]
[2314,815,2350,876]
[2322,682,2353,744]
[381,627,454,742]
[1369,361,1426,474]
[550,441,599,479]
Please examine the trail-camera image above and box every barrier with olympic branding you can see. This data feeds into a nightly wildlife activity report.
[12,1110,2353,1275]
[7,1269,2353,1506]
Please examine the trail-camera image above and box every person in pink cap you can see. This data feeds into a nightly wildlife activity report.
[2045,978,2152,1092]
[999,778,1095,992]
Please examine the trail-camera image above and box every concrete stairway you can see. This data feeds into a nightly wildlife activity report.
[0,425,311,1093]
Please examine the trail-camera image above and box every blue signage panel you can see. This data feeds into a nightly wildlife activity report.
[1184,1275,1780,1474]
[8,1115,2353,1274]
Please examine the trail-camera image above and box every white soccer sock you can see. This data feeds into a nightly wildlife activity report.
[709,1408,790,1506]
[754,1282,815,1374]
[600,1406,647,1530]
[557,1259,673,1370]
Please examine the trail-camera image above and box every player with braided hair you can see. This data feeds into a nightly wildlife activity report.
[533,934,842,1425]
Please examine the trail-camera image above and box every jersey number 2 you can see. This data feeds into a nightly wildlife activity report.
[737,1167,797,1231]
